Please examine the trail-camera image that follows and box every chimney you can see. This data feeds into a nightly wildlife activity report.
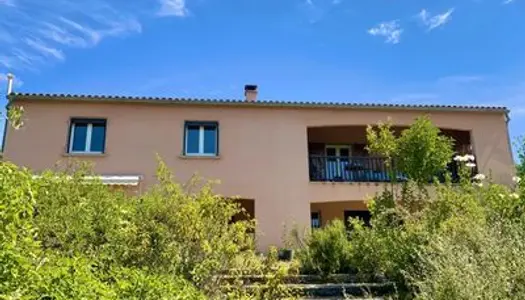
[244,84,258,102]
[6,73,14,95]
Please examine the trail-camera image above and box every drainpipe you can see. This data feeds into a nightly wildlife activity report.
[505,109,516,166]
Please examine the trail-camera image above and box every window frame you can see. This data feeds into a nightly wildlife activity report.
[325,144,351,157]
[183,121,219,157]
[68,118,107,154]
[311,211,322,229]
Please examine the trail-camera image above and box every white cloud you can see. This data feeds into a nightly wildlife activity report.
[0,0,143,70]
[503,0,515,4]
[25,38,65,60]
[158,0,188,17]
[417,8,455,31]
[368,20,403,44]
[0,0,15,7]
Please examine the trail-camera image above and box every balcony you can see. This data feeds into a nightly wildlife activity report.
[307,126,472,184]
[309,155,405,182]
[308,155,464,183]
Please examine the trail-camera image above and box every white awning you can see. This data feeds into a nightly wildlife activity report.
[86,175,142,186]
[32,175,142,186]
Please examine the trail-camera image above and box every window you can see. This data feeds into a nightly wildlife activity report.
[184,121,218,156]
[344,210,372,229]
[68,119,107,154]
[311,212,322,229]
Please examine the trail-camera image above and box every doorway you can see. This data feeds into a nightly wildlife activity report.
[325,145,350,181]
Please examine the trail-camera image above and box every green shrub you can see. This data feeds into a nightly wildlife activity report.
[33,166,130,258]
[412,220,525,300]
[366,116,454,184]
[324,161,525,298]
[0,160,292,299]
[296,220,352,276]
[34,254,115,299]
[294,116,525,299]
[0,163,40,297]
[110,267,205,300]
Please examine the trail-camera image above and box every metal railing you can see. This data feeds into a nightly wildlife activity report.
[308,155,462,183]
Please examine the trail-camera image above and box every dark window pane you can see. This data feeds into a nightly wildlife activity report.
[186,125,200,154]
[311,212,321,229]
[90,124,106,152]
[203,125,217,154]
[340,148,350,157]
[344,210,372,228]
[326,148,336,157]
[71,123,87,152]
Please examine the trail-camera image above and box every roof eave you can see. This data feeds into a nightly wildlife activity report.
[8,93,510,114]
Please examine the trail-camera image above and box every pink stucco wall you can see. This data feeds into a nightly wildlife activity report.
[3,99,515,250]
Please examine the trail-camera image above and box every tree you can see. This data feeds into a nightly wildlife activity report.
[366,115,454,184]
[395,116,454,184]
[1,105,24,130]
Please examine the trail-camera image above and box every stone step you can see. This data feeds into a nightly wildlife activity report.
[301,298,384,300]
[219,274,386,285]
[244,282,395,298]
[299,297,385,300]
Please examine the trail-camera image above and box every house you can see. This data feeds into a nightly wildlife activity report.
[1,85,515,250]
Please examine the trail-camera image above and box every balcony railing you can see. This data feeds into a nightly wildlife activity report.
[308,155,462,183]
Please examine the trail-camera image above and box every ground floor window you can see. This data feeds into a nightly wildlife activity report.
[311,211,322,229]
[344,210,371,228]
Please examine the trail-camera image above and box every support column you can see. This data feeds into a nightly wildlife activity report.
[471,118,514,185]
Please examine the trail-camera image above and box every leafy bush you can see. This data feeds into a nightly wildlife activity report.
[294,155,525,299]
[412,219,525,300]
[294,117,525,299]
[366,116,454,184]
[0,160,293,299]
[0,162,40,297]
[296,220,352,276]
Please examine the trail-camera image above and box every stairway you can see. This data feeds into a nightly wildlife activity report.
[220,274,395,299]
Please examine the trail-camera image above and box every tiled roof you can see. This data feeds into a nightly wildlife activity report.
[9,92,509,113]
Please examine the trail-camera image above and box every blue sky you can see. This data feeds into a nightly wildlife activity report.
[1,0,525,150]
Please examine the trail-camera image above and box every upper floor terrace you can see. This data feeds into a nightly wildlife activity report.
[307,125,474,184]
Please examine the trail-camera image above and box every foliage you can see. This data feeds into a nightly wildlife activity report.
[296,220,353,276]
[366,118,398,168]
[6,105,25,129]
[293,153,525,299]
[294,117,524,299]
[515,135,525,178]
[0,104,25,130]
[0,160,294,299]
[396,117,454,184]
[0,162,40,297]
[226,247,300,299]
[366,116,454,184]
[412,220,525,300]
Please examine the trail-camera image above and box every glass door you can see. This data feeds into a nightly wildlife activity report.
[325,145,350,180]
